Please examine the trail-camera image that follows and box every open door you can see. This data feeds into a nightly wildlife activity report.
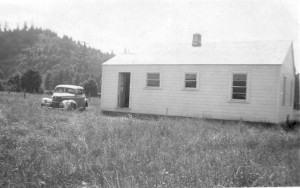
[118,72,130,108]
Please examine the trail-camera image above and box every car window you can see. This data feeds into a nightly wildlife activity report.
[65,88,76,94]
[55,87,65,93]
[77,89,83,95]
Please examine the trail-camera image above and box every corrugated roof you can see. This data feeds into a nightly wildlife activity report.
[103,40,292,65]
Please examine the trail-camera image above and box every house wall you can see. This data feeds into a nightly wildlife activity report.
[101,64,280,123]
[277,45,296,123]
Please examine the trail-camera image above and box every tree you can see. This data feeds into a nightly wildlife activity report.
[0,25,114,82]
[7,73,22,92]
[44,71,53,90]
[83,78,98,97]
[97,75,102,92]
[4,22,8,32]
[51,69,63,87]
[0,69,4,80]
[63,70,72,84]
[295,73,300,109]
[21,69,42,93]
[22,22,28,31]
[58,69,64,84]
[73,73,81,85]
[0,80,4,91]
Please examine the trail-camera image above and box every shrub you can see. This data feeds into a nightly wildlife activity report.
[20,69,42,93]
[0,80,4,91]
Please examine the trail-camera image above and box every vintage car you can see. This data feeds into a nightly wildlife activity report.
[41,85,88,110]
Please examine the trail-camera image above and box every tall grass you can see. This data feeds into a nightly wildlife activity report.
[0,92,299,187]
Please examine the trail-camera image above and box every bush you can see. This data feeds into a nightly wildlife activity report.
[0,80,4,91]
[83,79,98,97]
[20,69,42,93]
[7,73,22,92]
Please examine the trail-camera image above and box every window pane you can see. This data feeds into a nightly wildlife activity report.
[147,73,160,80]
[232,93,246,100]
[185,81,197,88]
[233,74,247,81]
[233,87,246,93]
[185,74,196,80]
[66,88,76,94]
[233,81,246,87]
[147,80,160,87]
[232,74,247,100]
[56,88,65,93]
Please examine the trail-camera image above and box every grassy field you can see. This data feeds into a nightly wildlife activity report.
[0,92,299,187]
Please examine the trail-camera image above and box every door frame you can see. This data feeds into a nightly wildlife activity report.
[117,72,131,108]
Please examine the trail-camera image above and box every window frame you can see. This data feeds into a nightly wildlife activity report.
[145,72,162,89]
[183,72,198,90]
[229,72,250,103]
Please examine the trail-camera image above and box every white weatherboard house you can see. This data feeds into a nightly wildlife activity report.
[101,34,296,124]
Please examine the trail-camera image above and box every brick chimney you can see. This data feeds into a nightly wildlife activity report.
[192,33,201,47]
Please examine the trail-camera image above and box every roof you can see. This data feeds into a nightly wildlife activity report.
[55,85,84,89]
[103,40,292,65]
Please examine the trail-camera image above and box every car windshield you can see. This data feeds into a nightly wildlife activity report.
[54,87,76,94]
[65,88,76,94]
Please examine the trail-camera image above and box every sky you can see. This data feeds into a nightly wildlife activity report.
[0,0,299,71]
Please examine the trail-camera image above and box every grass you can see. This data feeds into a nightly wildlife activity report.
[0,92,299,187]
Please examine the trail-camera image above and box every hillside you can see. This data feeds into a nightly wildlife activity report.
[0,23,114,89]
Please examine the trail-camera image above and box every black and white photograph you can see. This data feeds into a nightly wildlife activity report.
[0,0,299,187]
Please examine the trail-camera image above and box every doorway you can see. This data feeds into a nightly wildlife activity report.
[118,72,130,108]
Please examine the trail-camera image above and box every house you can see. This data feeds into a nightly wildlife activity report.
[101,34,296,124]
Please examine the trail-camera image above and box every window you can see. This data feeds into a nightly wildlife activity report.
[66,88,76,94]
[232,74,247,100]
[77,89,83,95]
[55,87,65,93]
[146,73,160,87]
[184,73,197,88]
[283,77,286,106]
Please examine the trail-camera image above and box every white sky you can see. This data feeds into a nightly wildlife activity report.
[0,0,299,71]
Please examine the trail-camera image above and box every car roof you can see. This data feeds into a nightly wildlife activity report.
[55,85,84,90]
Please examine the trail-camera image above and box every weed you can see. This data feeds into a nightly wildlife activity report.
[0,92,299,187]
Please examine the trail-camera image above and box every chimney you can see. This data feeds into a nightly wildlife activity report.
[192,33,201,47]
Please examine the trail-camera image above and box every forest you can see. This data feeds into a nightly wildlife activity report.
[0,22,114,95]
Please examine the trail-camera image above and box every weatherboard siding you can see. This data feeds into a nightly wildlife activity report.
[277,45,295,123]
[100,66,118,109]
[101,64,280,123]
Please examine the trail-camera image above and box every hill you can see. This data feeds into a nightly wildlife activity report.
[0,23,114,89]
